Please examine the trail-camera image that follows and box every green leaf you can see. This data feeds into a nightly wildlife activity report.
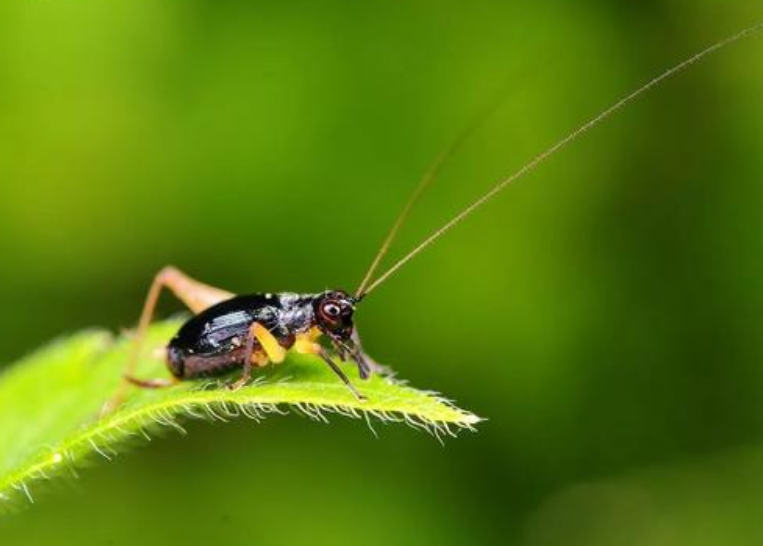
[0,320,481,513]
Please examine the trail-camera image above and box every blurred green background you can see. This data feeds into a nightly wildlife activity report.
[1,0,763,544]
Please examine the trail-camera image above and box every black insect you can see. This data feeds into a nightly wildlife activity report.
[128,286,379,400]
[112,22,763,406]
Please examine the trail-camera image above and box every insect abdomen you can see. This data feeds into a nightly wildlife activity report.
[167,345,248,379]
[167,345,186,378]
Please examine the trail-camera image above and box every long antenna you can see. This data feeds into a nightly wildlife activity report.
[354,140,458,298]
[355,89,510,298]
[359,22,763,297]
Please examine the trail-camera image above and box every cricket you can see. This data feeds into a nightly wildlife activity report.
[111,22,763,409]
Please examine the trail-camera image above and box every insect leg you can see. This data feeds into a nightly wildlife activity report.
[317,349,366,401]
[126,266,234,378]
[228,329,258,391]
[347,330,395,380]
[227,322,287,390]
[251,323,287,364]
[125,376,180,389]
[293,338,365,401]
[105,266,235,413]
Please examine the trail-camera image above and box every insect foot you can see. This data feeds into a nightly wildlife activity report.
[227,378,249,391]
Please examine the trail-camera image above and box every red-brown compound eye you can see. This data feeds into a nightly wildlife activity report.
[320,301,342,321]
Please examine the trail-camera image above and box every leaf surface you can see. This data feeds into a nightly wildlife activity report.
[0,321,480,512]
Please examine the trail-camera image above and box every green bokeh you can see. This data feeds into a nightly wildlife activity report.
[1,0,763,544]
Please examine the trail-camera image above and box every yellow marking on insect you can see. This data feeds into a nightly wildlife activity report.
[293,334,321,355]
[251,323,286,363]
[292,327,323,355]
[250,351,269,367]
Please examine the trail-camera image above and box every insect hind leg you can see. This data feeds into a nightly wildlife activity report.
[103,266,235,414]
[151,266,235,315]
[125,376,179,389]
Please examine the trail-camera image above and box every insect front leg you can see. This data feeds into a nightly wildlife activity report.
[294,336,365,401]
[344,330,395,380]
[318,349,366,401]
[104,266,235,413]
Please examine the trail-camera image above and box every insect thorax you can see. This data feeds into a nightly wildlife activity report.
[276,292,320,333]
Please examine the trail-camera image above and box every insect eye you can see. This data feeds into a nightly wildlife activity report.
[322,302,341,318]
